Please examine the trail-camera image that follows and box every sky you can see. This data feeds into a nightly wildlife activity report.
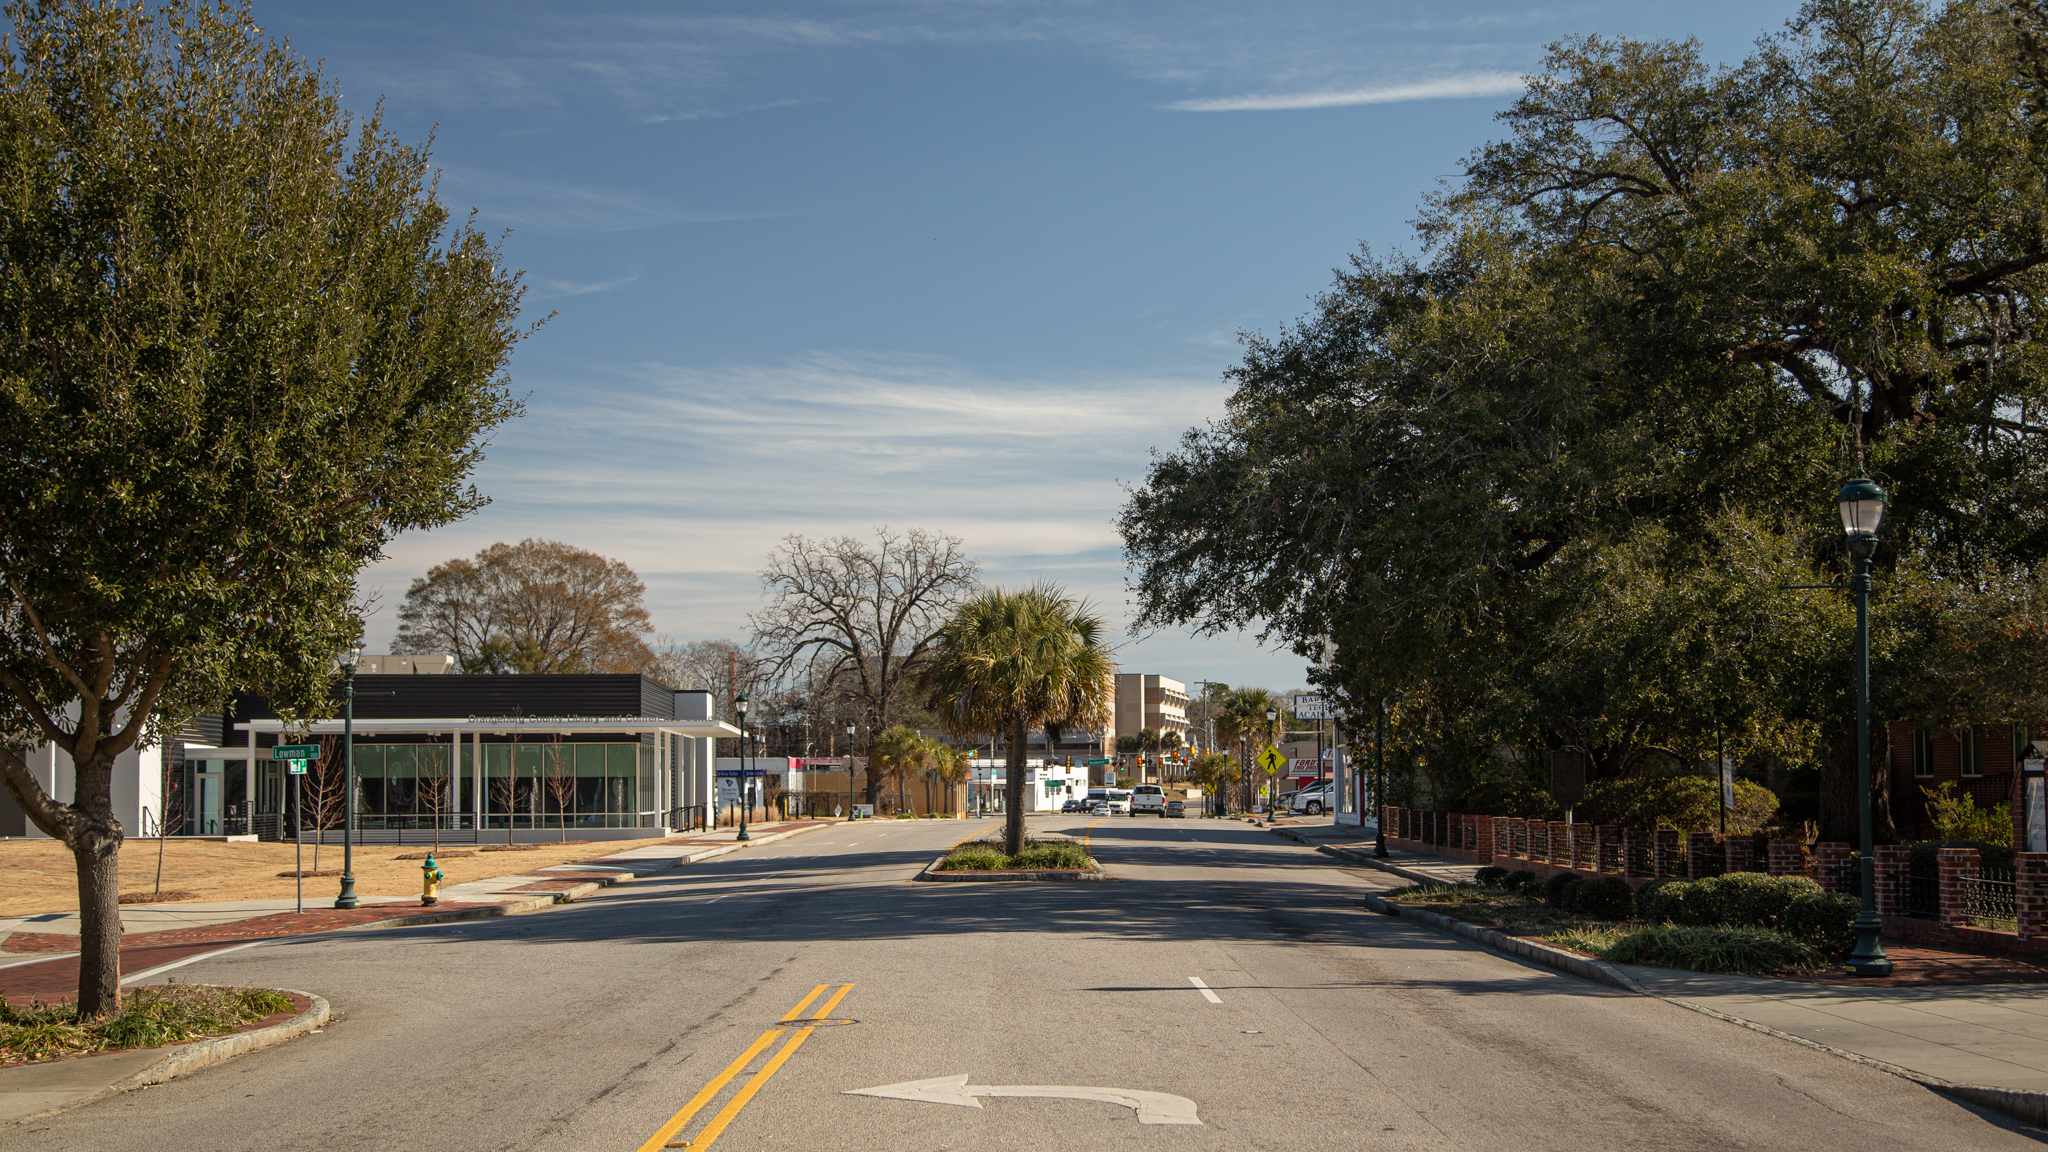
[261,0,1804,692]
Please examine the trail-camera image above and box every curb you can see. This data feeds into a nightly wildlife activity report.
[6,987,331,1126]
[1345,855,2048,1129]
[1364,894,1646,994]
[913,856,1112,882]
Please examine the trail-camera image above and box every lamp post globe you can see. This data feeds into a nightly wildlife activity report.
[334,645,362,910]
[1838,476,1893,977]
[736,693,751,842]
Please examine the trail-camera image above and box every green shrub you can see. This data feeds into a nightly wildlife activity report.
[1474,866,1509,886]
[1635,877,1685,921]
[1542,872,1583,906]
[1502,869,1540,892]
[1572,876,1636,920]
[1921,782,2014,844]
[1909,839,2015,873]
[1598,924,1824,975]
[1783,891,1860,953]
[1676,872,1819,930]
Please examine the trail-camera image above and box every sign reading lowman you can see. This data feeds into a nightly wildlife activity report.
[272,744,320,760]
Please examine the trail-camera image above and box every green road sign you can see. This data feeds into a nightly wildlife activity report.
[272,744,320,760]
[1085,758,1112,766]
[1256,746,1287,775]
[288,759,307,775]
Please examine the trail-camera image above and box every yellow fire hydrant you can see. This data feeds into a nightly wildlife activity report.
[421,853,443,907]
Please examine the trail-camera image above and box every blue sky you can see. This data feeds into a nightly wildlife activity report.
[268,0,1799,691]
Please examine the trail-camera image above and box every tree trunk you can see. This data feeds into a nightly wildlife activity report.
[1005,717,1028,856]
[1818,720,1897,845]
[68,783,124,1018]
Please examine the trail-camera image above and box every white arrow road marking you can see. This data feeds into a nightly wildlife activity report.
[1188,976,1223,1004]
[845,1075,1201,1125]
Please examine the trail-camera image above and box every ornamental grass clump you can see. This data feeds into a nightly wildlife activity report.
[0,985,295,1066]
[935,839,1092,872]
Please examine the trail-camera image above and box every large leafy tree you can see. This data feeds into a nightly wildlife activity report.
[0,0,527,1015]
[1122,0,2048,837]
[395,539,655,674]
[920,585,1113,855]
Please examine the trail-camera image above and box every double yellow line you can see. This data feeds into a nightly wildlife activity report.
[634,983,854,1152]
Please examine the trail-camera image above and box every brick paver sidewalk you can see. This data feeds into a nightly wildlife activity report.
[0,902,501,1007]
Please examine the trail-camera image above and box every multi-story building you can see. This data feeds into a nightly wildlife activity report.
[1115,674,1190,743]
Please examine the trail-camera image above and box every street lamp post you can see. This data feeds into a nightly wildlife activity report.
[846,719,857,818]
[1839,476,1893,978]
[1374,698,1388,859]
[736,694,752,842]
[1265,706,1279,816]
[334,645,361,910]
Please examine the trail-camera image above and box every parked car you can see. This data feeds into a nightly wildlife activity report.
[1165,799,1186,818]
[1287,781,1335,816]
[1129,784,1166,816]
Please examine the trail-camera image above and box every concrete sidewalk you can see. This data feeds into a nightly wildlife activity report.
[1268,821,2048,1116]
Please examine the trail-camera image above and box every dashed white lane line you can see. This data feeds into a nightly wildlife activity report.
[1189,977,1223,1004]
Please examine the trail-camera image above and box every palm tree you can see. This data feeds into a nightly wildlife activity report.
[869,724,926,816]
[921,584,1115,855]
[1213,686,1282,811]
[927,738,966,815]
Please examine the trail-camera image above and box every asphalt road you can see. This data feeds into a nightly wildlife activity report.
[10,816,2041,1151]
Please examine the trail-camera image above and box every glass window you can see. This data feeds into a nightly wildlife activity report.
[1913,728,1935,778]
[1961,727,1984,779]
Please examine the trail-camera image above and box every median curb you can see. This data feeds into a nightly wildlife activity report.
[3,987,331,1127]
[913,856,1112,882]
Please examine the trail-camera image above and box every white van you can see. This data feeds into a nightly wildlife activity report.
[1129,784,1166,816]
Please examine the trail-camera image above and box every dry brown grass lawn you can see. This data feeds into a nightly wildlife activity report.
[0,836,675,919]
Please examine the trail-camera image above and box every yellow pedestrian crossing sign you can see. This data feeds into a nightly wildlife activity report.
[1256,746,1287,776]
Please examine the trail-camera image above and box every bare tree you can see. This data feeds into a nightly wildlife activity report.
[416,744,453,851]
[299,735,349,873]
[749,528,978,805]
[395,539,656,673]
[152,755,187,896]
[542,732,575,841]
[651,638,775,755]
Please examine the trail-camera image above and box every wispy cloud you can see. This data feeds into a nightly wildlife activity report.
[434,166,776,234]
[1167,70,1526,111]
[530,271,643,300]
[359,350,1235,655]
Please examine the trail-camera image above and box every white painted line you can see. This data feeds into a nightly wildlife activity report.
[122,939,274,985]
[1188,977,1223,1004]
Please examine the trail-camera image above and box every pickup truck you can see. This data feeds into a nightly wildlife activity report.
[1129,784,1167,816]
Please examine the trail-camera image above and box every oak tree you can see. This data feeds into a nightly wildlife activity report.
[0,1,527,1015]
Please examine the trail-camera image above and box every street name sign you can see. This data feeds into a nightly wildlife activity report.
[1085,758,1111,766]
[272,744,319,760]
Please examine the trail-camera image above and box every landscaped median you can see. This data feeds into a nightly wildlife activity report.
[1,982,299,1066]
[1382,869,1860,977]
[916,838,1109,882]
